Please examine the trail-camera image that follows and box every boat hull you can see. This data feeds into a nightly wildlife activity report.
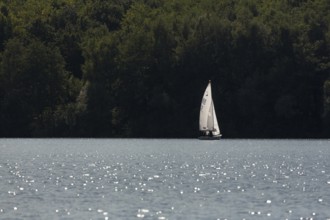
[198,135,221,140]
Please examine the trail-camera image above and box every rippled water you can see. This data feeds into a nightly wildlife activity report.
[0,139,330,219]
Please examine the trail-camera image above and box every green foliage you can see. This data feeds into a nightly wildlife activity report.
[0,38,80,136]
[324,80,330,135]
[0,4,12,51]
[0,0,330,137]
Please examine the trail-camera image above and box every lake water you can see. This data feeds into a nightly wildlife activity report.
[0,139,329,219]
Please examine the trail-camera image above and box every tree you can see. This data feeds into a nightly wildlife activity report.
[0,38,76,136]
[1,0,330,138]
[0,4,12,51]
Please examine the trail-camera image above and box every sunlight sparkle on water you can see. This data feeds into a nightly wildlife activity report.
[1,139,330,219]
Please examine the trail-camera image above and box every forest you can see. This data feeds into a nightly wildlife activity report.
[0,0,330,138]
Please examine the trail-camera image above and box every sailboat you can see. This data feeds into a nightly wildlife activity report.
[199,80,222,140]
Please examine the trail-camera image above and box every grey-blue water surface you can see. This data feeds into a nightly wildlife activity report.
[0,139,329,220]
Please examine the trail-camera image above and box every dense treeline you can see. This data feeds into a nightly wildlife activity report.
[0,0,330,138]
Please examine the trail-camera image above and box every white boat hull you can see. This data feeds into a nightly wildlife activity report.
[198,135,221,140]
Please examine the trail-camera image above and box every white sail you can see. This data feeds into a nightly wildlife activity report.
[199,81,221,137]
[212,103,220,136]
[199,82,213,131]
